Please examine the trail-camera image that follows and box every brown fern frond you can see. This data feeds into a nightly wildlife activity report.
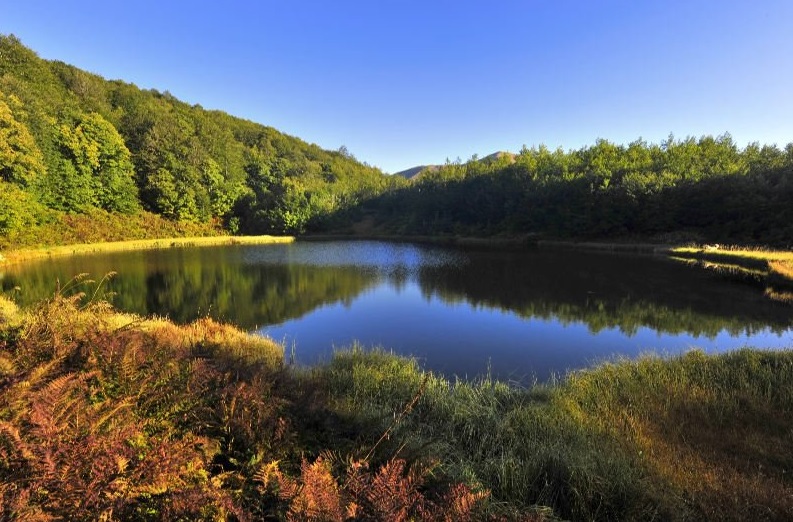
[29,372,81,439]
[118,336,143,383]
[363,458,422,521]
[286,457,344,522]
[435,483,491,522]
[277,473,300,502]
[89,398,134,435]
[0,421,35,464]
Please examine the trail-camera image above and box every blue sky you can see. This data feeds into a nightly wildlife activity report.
[2,1,792,173]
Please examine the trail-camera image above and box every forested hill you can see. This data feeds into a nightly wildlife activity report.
[358,137,793,245]
[0,34,402,246]
[3,35,792,249]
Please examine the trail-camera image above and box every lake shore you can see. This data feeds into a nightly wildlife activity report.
[306,233,793,283]
[0,234,295,266]
[302,233,677,253]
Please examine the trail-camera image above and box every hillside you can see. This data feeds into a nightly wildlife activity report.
[360,139,793,245]
[0,34,402,247]
[3,34,792,248]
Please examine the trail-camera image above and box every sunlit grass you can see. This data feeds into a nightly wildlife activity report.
[671,246,793,302]
[673,246,793,265]
[0,234,295,265]
[769,260,793,280]
[311,346,793,520]
[0,295,22,327]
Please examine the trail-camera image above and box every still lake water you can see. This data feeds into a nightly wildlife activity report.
[3,240,792,382]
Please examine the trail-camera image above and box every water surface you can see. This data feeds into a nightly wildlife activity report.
[3,240,791,382]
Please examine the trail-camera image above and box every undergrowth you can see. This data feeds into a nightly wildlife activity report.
[0,209,222,250]
[1,291,791,520]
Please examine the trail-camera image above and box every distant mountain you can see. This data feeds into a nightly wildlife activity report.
[393,165,438,180]
[481,151,516,164]
[393,152,516,181]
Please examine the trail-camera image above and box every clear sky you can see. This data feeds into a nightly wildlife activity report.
[2,1,792,173]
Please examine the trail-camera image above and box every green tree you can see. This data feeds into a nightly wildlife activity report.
[78,112,139,213]
[0,93,46,186]
[50,112,138,213]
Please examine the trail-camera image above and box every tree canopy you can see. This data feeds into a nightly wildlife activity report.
[0,34,397,241]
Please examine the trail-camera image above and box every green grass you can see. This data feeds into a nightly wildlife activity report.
[310,346,793,520]
[0,293,791,520]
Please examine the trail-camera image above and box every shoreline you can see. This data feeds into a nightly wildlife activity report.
[302,233,676,253]
[0,235,295,266]
[2,233,790,288]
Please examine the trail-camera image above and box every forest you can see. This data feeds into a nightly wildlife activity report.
[2,32,793,248]
[0,34,401,248]
[354,139,793,245]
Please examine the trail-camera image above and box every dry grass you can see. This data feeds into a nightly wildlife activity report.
[769,260,793,281]
[672,246,793,267]
[0,235,295,266]
[671,247,793,301]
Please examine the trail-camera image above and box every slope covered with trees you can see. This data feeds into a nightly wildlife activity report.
[2,34,791,248]
[0,35,401,247]
[358,137,793,245]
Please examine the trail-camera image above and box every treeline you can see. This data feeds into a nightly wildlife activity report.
[0,35,400,246]
[361,136,793,245]
[3,34,792,248]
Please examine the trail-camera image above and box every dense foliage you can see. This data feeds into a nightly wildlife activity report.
[359,138,793,245]
[0,34,399,246]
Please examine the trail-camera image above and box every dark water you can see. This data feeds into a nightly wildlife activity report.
[2,240,791,382]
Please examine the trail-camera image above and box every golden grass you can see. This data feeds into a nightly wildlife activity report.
[0,295,23,328]
[0,235,295,265]
[671,246,793,294]
[561,350,793,520]
[672,246,793,264]
[769,260,793,280]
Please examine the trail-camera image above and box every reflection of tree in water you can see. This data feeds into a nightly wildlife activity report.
[4,245,792,338]
[418,251,793,337]
[1,247,378,329]
[141,263,376,328]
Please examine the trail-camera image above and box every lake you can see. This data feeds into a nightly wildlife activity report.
[2,240,791,382]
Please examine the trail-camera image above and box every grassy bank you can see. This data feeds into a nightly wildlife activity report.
[1,294,791,520]
[672,246,793,303]
[0,235,295,265]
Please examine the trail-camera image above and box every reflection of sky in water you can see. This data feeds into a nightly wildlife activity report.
[242,240,466,272]
[262,281,793,384]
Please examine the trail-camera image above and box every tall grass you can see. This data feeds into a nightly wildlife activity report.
[313,346,793,521]
[1,292,791,520]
